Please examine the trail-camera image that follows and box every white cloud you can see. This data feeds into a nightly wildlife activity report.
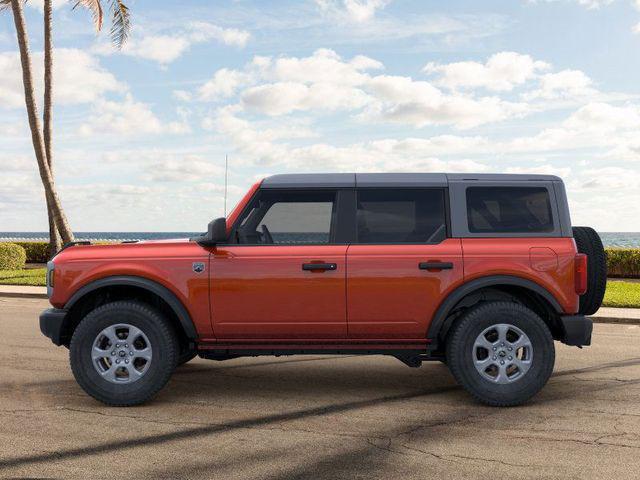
[365,74,530,128]
[268,48,379,85]
[147,156,224,182]
[79,94,190,136]
[530,0,615,9]
[424,52,550,91]
[0,49,120,109]
[524,69,596,100]
[315,0,392,22]
[196,49,528,129]
[199,69,251,101]
[173,90,193,102]
[188,21,251,47]
[242,81,371,115]
[94,22,250,66]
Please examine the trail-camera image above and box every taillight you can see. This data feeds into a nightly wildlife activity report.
[575,253,588,295]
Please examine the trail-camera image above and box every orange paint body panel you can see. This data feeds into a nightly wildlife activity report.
[209,245,348,339]
[346,239,464,338]
[49,240,213,336]
[462,238,579,314]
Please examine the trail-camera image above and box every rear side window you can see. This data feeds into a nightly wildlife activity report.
[466,187,554,233]
[356,189,447,244]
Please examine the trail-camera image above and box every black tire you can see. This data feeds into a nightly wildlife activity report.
[70,301,178,406]
[572,226,607,316]
[177,349,197,366]
[446,301,555,407]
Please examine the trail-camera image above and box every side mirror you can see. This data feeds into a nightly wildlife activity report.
[195,217,227,246]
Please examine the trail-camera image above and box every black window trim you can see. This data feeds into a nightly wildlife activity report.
[465,184,557,236]
[221,186,452,247]
[353,187,450,246]
[223,187,348,247]
[447,181,564,238]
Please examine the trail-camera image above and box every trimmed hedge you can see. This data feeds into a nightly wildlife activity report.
[14,241,50,263]
[0,241,115,263]
[0,243,27,270]
[1,242,640,277]
[606,248,640,279]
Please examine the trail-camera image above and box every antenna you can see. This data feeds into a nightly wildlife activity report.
[223,154,229,217]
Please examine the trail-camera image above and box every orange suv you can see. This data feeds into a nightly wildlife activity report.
[39,173,606,406]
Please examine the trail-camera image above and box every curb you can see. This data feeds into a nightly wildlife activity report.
[0,291,48,299]
[590,316,640,325]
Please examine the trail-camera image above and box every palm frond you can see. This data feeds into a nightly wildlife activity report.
[72,0,104,33]
[109,0,130,49]
[0,0,15,13]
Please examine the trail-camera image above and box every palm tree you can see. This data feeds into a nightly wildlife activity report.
[73,0,131,49]
[43,0,62,254]
[40,0,131,254]
[5,0,74,245]
[2,0,131,254]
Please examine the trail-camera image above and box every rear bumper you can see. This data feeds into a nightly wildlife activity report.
[39,308,68,346]
[559,315,592,347]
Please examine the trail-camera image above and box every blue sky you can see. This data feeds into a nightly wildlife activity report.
[1,0,640,231]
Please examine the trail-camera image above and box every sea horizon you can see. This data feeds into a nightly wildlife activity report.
[2,231,640,247]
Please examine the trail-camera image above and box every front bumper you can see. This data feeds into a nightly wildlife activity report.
[559,315,592,347]
[39,308,68,346]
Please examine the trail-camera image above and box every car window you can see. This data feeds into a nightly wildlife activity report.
[235,190,336,244]
[356,189,447,244]
[466,186,554,233]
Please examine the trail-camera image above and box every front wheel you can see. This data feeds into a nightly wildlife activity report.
[70,301,178,406]
[446,301,555,407]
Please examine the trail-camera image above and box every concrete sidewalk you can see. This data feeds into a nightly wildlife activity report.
[591,306,640,324]
[1,284,639,324]
[0,285,47,298]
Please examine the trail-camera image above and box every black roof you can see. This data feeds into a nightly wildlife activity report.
[261,173,561,188]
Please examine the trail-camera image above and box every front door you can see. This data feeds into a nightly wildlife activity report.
[346,188,464,339]
[210,189,348,339]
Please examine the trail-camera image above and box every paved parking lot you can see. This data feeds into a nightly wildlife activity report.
[1,296,639,479]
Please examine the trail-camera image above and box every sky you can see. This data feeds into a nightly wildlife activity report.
[1,0,640,232]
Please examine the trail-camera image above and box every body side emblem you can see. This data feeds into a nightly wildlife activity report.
[192,262,205,273]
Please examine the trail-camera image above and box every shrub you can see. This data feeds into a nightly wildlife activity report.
[606,248,640,278]
[0,243,27,270]
[14,241,50,263]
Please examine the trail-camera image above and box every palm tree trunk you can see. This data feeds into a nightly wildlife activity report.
[43,0,62,255]
[10,0,74,244]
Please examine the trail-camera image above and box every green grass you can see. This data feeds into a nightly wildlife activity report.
[603,280,640,308]
[0,267,639,308]
[0,268,46,286]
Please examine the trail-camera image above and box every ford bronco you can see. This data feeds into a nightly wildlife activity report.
[39,173,606,406]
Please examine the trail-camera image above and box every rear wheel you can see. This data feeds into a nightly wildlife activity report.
[70,301,178,406]
[573,226,607,316]
[446,301,555,406]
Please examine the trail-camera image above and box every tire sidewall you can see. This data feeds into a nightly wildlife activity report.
[70,302,176,404]
[447,303,555,405]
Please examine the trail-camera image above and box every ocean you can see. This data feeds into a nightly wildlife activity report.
[1,231,640,247]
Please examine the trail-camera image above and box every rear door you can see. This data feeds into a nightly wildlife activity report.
[346,188,464,339]
[210,188,349,339]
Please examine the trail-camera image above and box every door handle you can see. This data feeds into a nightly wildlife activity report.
[419,261,453,271]
[302,263,337,271]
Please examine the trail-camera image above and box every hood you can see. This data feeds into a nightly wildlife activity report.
[53,238,202,262]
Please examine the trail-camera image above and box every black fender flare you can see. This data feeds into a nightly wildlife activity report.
[426,275,563,345]
[65,275,197,339]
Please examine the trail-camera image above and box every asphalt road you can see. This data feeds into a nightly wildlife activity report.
[1,297,639,479]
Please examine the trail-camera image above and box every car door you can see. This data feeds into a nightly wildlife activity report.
[346,188,464,339]
[210,188,348,339]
